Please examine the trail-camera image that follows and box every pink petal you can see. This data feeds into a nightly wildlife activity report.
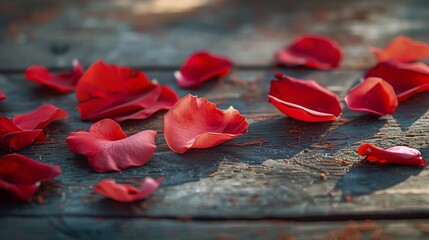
[365,61,429,101]
[0,89,6,100]
[164,94,248,154]
[66,119,157,172]
[345,77,398,115]
[0,153,61,200]
[94,177,163,203]
[175,50,233,89]
[268,74,342,122]
[13,104,69,130]
[358,143,426,166]
[370,35,429,63]
[25,60,84,93]
[275,35,343,70]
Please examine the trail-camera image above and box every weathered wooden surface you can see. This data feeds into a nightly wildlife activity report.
[1,0,429,239]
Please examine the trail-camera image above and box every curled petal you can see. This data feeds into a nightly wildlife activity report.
[370,36,429,63]
[66,119,157,172]
[164,94,248,154]
[94,177,163,203]
[25,60,84,93]
[358,143,426,166]
[268,74,342,122]
[0,89,5,100]
[275,35,342,70]
[175,50,233,89]
[0,153,61,200]
[365,61,429,101]
[77,60,179,122]
[13,104,69,130]
[345,77,398,115]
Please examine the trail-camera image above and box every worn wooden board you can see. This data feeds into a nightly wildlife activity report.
[1,0,429,71]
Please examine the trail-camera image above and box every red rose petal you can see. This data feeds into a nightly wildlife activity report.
[66,119,157,172]
[0,153,61,200]
[275,35,343,70]
[175,50,233,89]
[358,143,426,166]
[268,74,342,122]
[370,35,429,63]
[0,89,6,100]
[345,77,398,115]
[164,94,248,154]
[25,60,84,93]
[13,104,69,130]
[94,177,163,203]
[77,60,179,122]
[365,61,429,101]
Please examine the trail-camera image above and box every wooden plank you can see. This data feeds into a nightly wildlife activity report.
[1,0,429,70]
[2,217,429,240]
[0,69,428,219]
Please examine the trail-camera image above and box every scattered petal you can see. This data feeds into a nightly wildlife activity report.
[25,60,84,93]
[94,177,163,203]
[268,74,342,122]
[175,50,233,89]
[0,104,68,151]
[365,61,429,101]
[0,153,61,200]
[164,94,248,154]
[0,89,6,100]
[77,60,179,122]
[358,143,426,166]
[66,119,157,172]
[345,77,398,115]
[275,35,342,70]
[370,35,429,63]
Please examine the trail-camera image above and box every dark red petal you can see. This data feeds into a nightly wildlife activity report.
[66,119,157,172]
[25,60,84,93]
[0,153,61,200]
[0,89,6,100]
[13,104,69,130]
[358,143,426,166]
[77,60,179,122]
[94,177,163,203]
[268,75,342,122]
[164,94,248,154]
[365,61,429,101]
[0,117,45,152]
[345,77,398,115]
[275,35,342,70]
[370,35,429,63]
[175,50,233,89]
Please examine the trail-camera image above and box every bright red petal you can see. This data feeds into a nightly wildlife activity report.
[365,61,429,101]
[94,177,163,203]
[0,117,45,152]
[268,74,342,122]
[275,35,342,70]
[345,77,398,115]
[0,89,6,100]
[370,36,429,63]
[164,94,248,154]
[175,50,233,89]
[358,143,426,166]
[13,104,69,130]
[77,60,179,122]
[66,119,157,172]
[25,60,84,93]
[0,153,61,200]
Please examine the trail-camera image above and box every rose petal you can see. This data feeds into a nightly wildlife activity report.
[0,89,6,100]
[370,35,429,63]
[365,61,429,101]
[94,177,163,203]
[13,104,69,130]
[164,94,248,154]
[77,60,179,122]
[0,153,61,200]
[25,60,84,93]
[275,35,342,70]
[268,74,342,122]
[175,50,233,89]
[345,77,398,115]
[358,143,426,166]
[66,119,157,172]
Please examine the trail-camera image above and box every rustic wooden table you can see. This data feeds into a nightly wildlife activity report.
[1,0,429,239]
